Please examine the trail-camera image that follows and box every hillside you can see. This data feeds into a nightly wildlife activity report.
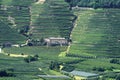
[31,0,75,39]
[0,0,120,80]
[0,0,75,44]
[0,20,26,44]
[69,8,120,57]
[0,0,35,44]
[65,0,120,8]
[0,1,27,44]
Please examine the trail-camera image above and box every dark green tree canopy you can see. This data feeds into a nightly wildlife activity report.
[65,0,120,8]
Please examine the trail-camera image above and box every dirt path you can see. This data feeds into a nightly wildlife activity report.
[0,49,28,58]
[35,0,46,4]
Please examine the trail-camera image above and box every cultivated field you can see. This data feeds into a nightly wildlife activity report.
[31,0,75,39]
[1,46,69,80]
[0,0,120,80]
[67,8,120,73]
[69,9,120,57]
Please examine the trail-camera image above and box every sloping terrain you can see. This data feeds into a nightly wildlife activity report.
[69,9,120,57]
[0,0,75,44]
[31,0,75,39]
[0,0,34,44]
[0,0,120,80]
[0,20,26,44]
[0,3,27,44]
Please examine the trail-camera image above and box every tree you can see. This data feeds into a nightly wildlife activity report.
[110,59,120,64]
[116,74,120,80]
[27,42,33,46]
[92,0,99,9]
[24,55,38,63]
[62,65,75,72]
[65,0,80,7]
[0,0,2,5]
[34,54,39,58]
[0,69,14,77]
[92,67,105,72]
[66,0,120,8]
[0,70,8,77]
[105,72,117,79]
[49,61,60,70]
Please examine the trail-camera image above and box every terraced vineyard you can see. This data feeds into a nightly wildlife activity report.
[0,0,75,44]
[0,0,120,80]
[31,0,75,39]
[1,46,68,80]
[69,9,120,57]
[0,0,33,44]
[0,5,26,44]
[0,20,26,44]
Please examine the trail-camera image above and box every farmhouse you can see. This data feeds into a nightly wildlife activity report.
[69,70,99,80]
[44,37,68,46]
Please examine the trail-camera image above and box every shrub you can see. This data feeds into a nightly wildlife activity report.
[34,54,39,58]
[27,42,33,46]
[62,64,75,72]
[0,68,15,77]
[92,67,105,72]
[49,61,60,70]
[24,55,38,63]
[104,72,117,79]
[116,74,120,80]
[110,59,120,64]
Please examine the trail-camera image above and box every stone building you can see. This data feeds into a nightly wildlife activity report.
[44,37,68,46]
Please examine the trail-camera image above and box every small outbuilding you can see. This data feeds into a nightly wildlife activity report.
[44,37,68,46]
[69,70,99,80]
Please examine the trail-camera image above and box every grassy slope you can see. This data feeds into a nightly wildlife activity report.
[31,0,75,39]
[0,20,26,44]
[2,46,69,80]
[4,46,67,59]
[0,0,31,44]
[1,0,120,79]
[69,9,120,57]
[67,8,120,71]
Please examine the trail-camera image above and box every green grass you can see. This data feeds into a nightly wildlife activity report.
[0,1,31,44]
[0,20,26,44]
[3,46,67,59]
[0,77,21,80]
[3,46,67,71]
[7,6,31,29]
[2,0,12,5]
[1,46,68,79]
[31,0,75,39]
[1,0,120,79]
[74,58,120,71]
[63,8,120,73]
[69,9,120,57]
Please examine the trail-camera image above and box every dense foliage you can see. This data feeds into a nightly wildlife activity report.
[65,0,120,8]
[0,69,14,77]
